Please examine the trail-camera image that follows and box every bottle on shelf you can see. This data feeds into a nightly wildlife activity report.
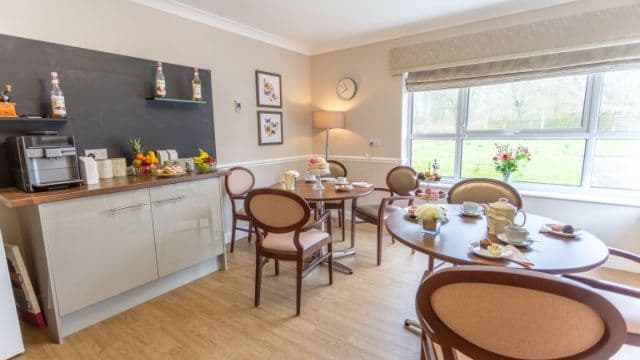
[192,68,202,101]
[155,61,166,98]
[50,72,67,118]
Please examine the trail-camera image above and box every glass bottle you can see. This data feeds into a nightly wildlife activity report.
[155,62,166,98]
[50,72,67,118]
[192,68,202,101]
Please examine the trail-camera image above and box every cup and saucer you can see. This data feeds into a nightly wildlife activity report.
[335,176,349,185]
[497,224,534,248]
[459,201,483,217]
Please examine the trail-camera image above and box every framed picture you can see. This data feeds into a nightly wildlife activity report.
[255,70,282,108]
[257,111,283,145]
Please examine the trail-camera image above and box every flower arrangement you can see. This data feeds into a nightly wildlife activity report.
[492,144,531,182]
[414,204,443,221]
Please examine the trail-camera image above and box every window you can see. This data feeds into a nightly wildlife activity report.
[408,69,640,192]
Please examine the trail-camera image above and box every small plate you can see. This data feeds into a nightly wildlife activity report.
[335,185,353,192]
[497,233,534,248]
[469,242,513,259]
[458,206,483,217]
[542,224,582,238]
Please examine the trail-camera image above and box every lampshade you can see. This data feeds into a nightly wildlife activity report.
[312,111,345,129]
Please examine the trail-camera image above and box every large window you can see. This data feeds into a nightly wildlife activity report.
[409,69,640,191]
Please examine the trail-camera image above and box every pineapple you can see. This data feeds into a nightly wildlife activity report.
[129,137,144,155]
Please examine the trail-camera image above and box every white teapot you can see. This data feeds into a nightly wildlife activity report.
[482,198,526,235]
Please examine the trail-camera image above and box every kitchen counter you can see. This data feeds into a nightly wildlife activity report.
[0,170,229,208]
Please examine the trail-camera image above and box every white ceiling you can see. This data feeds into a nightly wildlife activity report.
[133,0,576,55]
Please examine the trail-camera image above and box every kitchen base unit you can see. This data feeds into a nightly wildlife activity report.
[0,172,228,343]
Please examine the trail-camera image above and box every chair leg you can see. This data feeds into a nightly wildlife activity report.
[340,207,345,242]
[255,254,263,307]
[377,223,383,266]
[230,217,237,253]
[275,259,279,276]
[247,220,252,243]
[328,242,333,285]
[296,259,303,316]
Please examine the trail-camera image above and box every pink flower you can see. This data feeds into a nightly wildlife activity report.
[492,156,498,161]
[502,153,509,160]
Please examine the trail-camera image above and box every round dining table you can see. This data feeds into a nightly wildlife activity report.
[385,204,609,275]
[272,180,373,274]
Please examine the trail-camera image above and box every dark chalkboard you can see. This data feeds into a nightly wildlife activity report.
[0,33,215,187]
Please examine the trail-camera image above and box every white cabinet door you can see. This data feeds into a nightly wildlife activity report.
[39,189,158,316]
[150,178,224,277]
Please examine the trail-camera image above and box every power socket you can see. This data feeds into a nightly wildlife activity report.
[84,148,108,159]
[369,138,381,147]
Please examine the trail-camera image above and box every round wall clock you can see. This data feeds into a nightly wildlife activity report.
[336,77,357,100]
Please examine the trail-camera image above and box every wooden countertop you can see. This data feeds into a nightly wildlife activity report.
[0,170,229,208]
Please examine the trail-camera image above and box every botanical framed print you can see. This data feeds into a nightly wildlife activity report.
[255,70,282,108]
[257,111,283,145]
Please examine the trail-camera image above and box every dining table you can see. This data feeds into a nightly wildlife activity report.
[385,203,610,329]
[272,179,374,274]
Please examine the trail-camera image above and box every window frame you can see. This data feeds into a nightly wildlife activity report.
[407,72,640,194]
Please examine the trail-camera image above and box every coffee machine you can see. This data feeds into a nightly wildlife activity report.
[6,134,83,192]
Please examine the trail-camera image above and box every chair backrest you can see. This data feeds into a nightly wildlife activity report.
[448,178,523,209]
[386,166,419,195]
[225,167,255,197]
[244,188,311,234]
[327,160,347,178]
[416,266,626,360]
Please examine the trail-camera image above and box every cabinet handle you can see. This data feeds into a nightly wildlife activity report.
[110,203,147,214]
[153,195,186,204]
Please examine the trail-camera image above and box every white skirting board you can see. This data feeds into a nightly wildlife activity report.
[59,255,224,340]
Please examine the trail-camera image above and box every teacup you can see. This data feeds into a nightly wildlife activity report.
[505,224,529,243]
[336,176,348,184]
[462,201,480,214]
[305,174,316,182]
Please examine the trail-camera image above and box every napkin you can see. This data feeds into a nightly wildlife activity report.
[504,245,535,267]
[351,182,372,188]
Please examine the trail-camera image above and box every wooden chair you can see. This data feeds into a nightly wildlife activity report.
[351,166,419,266]
[310,160,348,240]
[565,247,640,346]
[244,188,333,316]
[416,266,627,360]
[448,178,523,209]
[224,167,257,253]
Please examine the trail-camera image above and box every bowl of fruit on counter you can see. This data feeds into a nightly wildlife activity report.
[193,148,216,173]
[129,137,160,175]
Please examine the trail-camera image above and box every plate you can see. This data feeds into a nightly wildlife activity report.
[497,233,534,248]
[469,242,513,259]
[542,224,582,238]
[155,172,186,178]
[458,206,483,217]
[335,185,353,192]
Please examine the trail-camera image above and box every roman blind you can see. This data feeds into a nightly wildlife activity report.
[390,3,640,91]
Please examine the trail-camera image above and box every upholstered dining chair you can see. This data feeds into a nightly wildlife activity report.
[244,188,332,316]
[224,166,257,253]
[564,247,640,347]
[310,160,348,240]
[448,178,523,209]
[416,266,627,360]
[351,166,419,266]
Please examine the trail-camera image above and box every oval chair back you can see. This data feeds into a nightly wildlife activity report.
[448,178,523,209]
[386,166,419,196]
[327,160,347,178]
[224,166,255,197]
[245,188,311,236]
[416,266,627,360]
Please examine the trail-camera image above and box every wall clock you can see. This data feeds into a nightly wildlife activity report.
[336,77,357,100]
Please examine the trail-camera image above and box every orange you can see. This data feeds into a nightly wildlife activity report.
[135,153,144,161]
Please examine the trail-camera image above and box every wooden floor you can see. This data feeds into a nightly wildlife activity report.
[17,224,640,359]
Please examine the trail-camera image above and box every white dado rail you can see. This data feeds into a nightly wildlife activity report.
[9,176,226,343]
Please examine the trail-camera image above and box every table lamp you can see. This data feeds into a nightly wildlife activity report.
[312,111,345,159]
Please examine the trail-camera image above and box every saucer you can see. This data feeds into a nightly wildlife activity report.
[497,233,534,248]
[459,206,483,217]
[469,242,513,259]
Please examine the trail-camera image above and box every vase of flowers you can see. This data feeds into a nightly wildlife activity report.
[415,204,444,235]
[492,144,531,183]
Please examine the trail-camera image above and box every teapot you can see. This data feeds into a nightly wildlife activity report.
[481,198,526,235]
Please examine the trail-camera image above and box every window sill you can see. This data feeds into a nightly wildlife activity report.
[422,181,640,207]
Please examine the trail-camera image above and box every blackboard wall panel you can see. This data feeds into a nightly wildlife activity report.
[0,33,215,187]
